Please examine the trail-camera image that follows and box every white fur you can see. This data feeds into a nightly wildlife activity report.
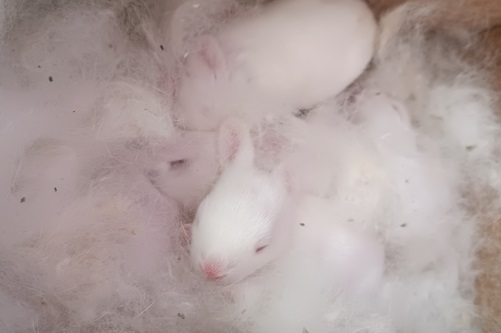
[0,1,498,333]
[190,119,291,284]
[146,130,219,211]
[172,0,377,130]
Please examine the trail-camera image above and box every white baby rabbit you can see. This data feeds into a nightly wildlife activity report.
[189,117,385,289]
[189,117,293,283]
[146,130,219,212]
[173,0,377,130]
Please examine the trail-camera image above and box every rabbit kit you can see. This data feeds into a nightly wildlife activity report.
[0,0,500,332]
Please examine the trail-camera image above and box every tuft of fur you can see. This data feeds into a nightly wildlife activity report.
[0,0,499,333]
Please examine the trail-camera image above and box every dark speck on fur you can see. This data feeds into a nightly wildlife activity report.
[170,159,188,169]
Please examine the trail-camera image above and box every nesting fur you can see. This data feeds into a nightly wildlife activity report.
[0,0,499,332]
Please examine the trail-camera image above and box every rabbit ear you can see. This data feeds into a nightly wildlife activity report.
[217,117,255,167]
[188,35,226,76]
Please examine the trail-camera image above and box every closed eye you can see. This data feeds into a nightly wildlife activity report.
[255,245,268,253]
[169,159,189,170]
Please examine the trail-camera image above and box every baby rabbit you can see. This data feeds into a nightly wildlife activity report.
[189,117,385,289]
[189,118,293,283]
[173,0,377,130]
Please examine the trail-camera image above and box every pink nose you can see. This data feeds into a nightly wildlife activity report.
[200,260,225,280]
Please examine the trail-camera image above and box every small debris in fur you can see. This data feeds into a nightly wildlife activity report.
[0,1,498,333]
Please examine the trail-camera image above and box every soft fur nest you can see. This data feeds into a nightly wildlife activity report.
[0,1,500,332]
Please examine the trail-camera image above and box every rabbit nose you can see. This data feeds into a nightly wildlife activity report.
[200,260,226,280]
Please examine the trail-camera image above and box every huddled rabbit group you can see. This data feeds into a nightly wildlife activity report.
[0,0,500,332]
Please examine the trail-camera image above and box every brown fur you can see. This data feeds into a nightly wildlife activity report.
[473,26,501,333]
[367,0,501,30]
